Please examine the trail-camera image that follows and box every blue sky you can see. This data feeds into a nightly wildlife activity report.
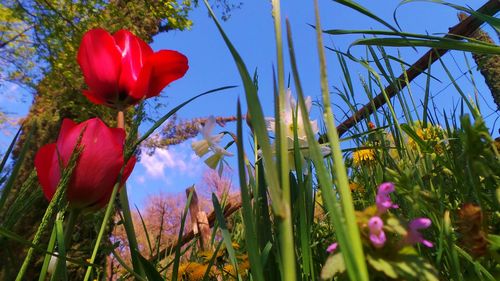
[1,0,498,208]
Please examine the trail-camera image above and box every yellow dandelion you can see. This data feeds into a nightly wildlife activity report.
[223,264,236,277]
[190,263,209,281]
[407,123,446,154]
[352,148,375,166]
[178,262,209,281]
[231,242,241,250]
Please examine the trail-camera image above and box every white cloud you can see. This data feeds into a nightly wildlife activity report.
[139,142,203,179]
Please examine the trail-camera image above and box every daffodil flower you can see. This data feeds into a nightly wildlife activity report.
[265,89,329,171]
[266,89,319,143]
[191,116,233,169]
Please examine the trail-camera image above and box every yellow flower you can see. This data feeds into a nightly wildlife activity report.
[349,182,365,193]
[407,123,445,154]
[178,262,209,281]
[352,148,375,166]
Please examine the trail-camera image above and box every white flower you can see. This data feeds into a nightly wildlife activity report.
[266,89,319,144]
[191,116,233,169]
[265,89,329,172]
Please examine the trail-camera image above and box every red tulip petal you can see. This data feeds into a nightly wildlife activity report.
[114,30,153,95]
[66,118,124,208]
[83,90,107,105]
[131,50,188,100]
[34,143,60,201]
[122,155,137,184]
[77,28,121,102]
[56,119,87,166]
[58,119,78,141]
[92,155,137,209]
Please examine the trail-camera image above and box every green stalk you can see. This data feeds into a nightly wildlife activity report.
[15,138,82,281]
[38,227,57,281]
[50,209,80,280]
[312,0,368,280]
[236,101,265,281]
[116,110,145,277]
[271,0,296,279]
[119,186,145,276]
[83,182,120,281]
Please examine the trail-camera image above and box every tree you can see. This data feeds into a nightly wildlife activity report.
[0,0,193,279]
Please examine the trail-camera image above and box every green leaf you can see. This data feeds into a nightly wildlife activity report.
[351,37,500,55]
[385,217,408,236]
[0,125,21,175]
[212,193,240,278]
[367,254,398,279]
[0,124,35,210]
[331,0,399,33]
[137,252,163,281]
[396,0,500,33]
[487,234,500,251]
[134,86,236,148]
[321,253,346,280]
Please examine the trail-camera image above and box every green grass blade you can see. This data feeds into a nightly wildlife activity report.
[171,187,194,281]
[270,0,296,279]
[212,193,240,280]
[134,86,236,148]
[0,124,35,210]
[0,125,21,175]
[396,0,500,32]
[51,213,68,281]
[135,206,154,257]
[423,53,433,127]
[332,0,399,32]
[118,186,145,277]
[16,133,83,281]
[287,8,368,280]
[351,37,500,55]
[137,253,163,281]
[313,1,368,279]
[38,227,57,281]
[235,100,265,281]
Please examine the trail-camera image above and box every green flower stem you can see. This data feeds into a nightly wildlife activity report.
[116,110,145,277]
[83,182,120,281]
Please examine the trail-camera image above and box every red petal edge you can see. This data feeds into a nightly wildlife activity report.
[34,143,59,201]
[131,50,189,100]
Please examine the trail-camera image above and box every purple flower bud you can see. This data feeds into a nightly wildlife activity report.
[326,242,338,253]
[368,216,386,248]
[378,182,395,195]
[376,182,398,214]
[406,218,433,247]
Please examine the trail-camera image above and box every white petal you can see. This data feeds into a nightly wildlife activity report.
[191,139,210,157]
[201,116,217,139]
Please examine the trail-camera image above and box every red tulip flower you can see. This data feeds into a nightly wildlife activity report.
[34,118,136,209]
[77,28,188,108]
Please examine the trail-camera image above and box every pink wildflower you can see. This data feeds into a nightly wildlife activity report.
[405,218,433,247]
[326,242,338,254]
[376,182,398,214]
[368,216,386,248]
